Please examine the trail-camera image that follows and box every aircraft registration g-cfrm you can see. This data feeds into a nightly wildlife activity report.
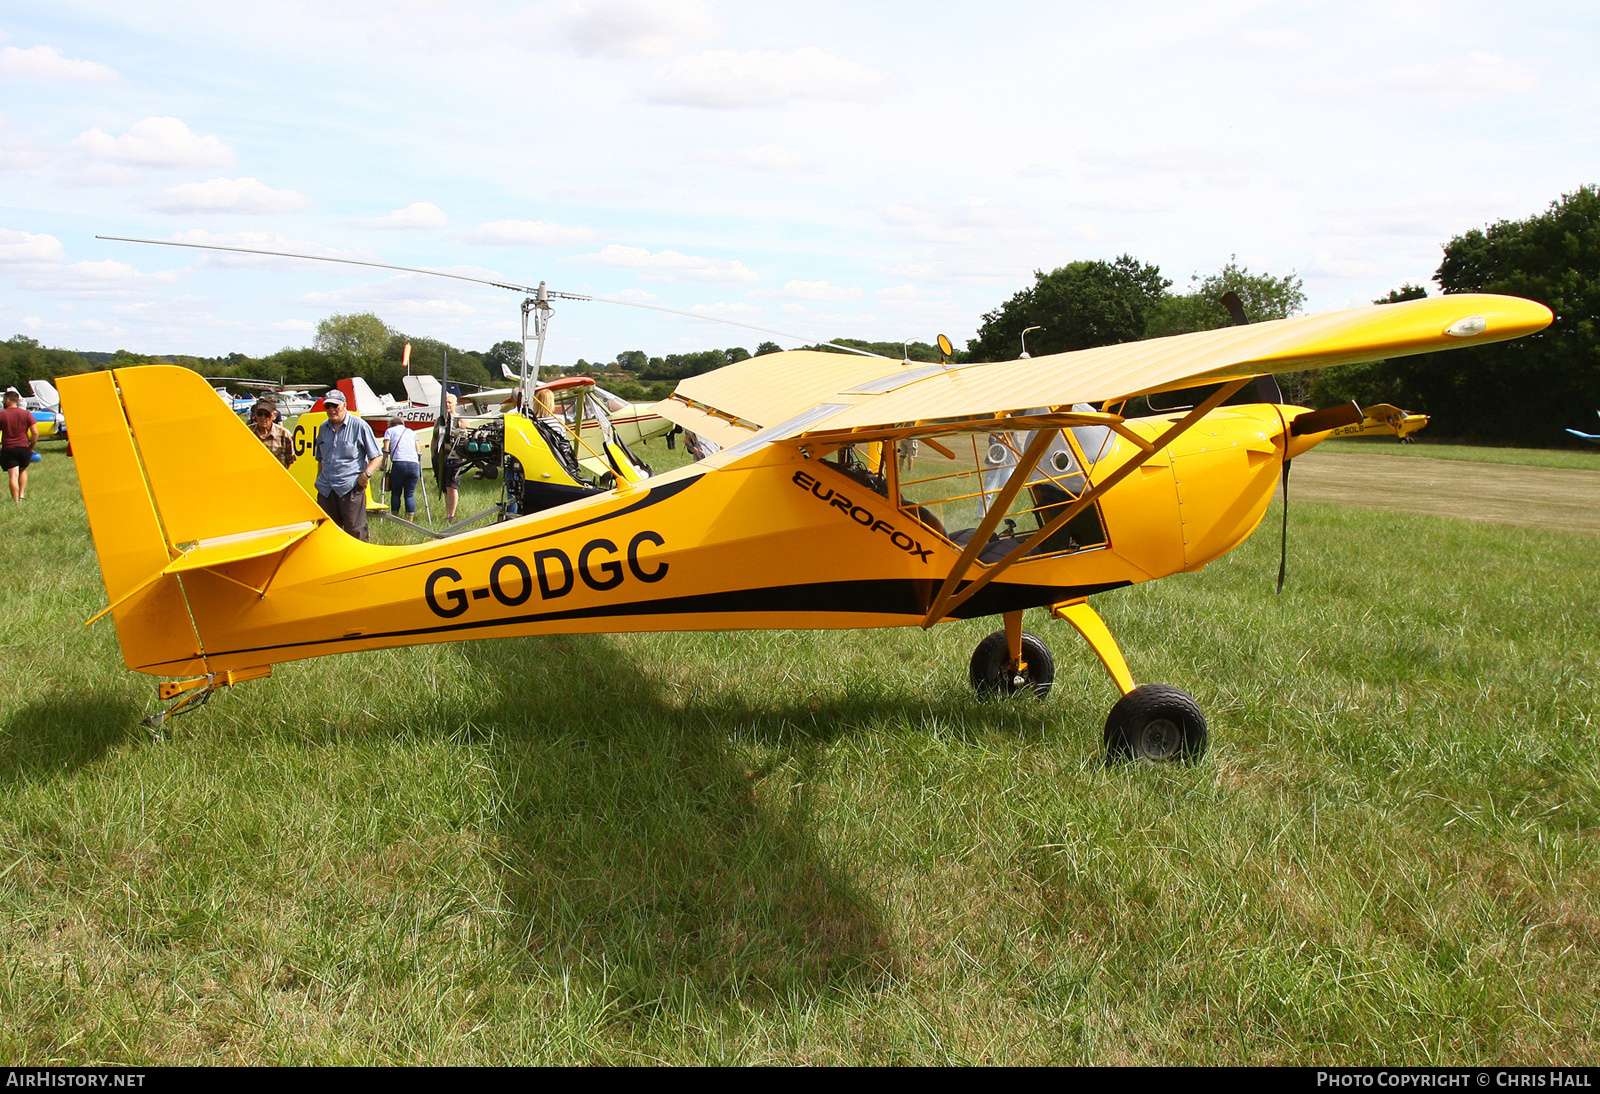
[66,237,1550,761]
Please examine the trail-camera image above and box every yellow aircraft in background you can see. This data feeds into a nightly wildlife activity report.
[65,293,1551,759]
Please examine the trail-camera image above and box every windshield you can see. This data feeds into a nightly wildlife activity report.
[893,426,1108,559]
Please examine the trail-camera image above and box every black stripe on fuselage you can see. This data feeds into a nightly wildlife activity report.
[154,577,1132,667]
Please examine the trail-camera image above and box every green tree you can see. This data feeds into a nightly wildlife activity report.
[378,335,490,395]
[1146,257,1306,338]
[754,342,782,356]
[1310,283,1430,408]
[966,256,1170,361]
[482,340,523,380]
[639,349,730,382]
[0,335,93,393]
[314,312,393,363]
[1316,187,1600,442]
[614,350,648,372]
[803,338,942,362]
[1377,283,1429,304]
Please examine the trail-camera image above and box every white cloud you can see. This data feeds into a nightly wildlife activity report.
[558,0,718,58]
[884,195,1045,247]
[751,279,861,302]
[1307,250,1385,279]
[688,144,812,173]
[0,229,65,264]
[1382,52,1537,108]
[359,201,449,229]
[1077,145,1257,184]
[19,258,179,299]
[161,229,363,271]
[0,144,48,171]
[1233,29,1311,54]
[876,284,941,301]
[274,318,315,332]
[472,219,594,245]
[646,46,887,109]
[71,117,233,167]
[574,243,758,283]
[688,301,762,316]
[301,283,478,318]
[0,44,118,82]
[149,177,312,214]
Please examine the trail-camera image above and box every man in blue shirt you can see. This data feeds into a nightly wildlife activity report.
[314,388,383,541]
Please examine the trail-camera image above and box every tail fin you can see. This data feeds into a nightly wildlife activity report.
[61,366,324,675]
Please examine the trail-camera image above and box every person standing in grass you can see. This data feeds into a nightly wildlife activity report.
[439,391,464,524]
[249,399,294,468]
[313,388,383,541]
[384,420,422,521]
[1,388,38,502]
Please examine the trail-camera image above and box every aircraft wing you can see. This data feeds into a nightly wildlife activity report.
[660,294,1550,442]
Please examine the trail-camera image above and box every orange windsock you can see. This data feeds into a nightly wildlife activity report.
[402,342,412,373]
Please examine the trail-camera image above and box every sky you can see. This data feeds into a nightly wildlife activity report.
[1,0,1596,367]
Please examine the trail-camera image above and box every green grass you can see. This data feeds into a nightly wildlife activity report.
[2,438,1598,1064]
[1320,437,1600,471]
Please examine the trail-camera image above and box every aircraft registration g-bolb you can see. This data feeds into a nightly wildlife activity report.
[64,293,1549,761]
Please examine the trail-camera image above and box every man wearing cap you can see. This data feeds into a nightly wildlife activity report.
[249,399,294,468]
[313,388,383,541]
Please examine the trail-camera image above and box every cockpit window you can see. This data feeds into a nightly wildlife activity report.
[821,443,889,498]
[894,428,1107,561]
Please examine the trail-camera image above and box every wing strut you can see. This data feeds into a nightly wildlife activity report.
[919,426,1063,623]
[920,377,1252,627]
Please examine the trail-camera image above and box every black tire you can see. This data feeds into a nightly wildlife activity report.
[1104,685,1207,764]
[968,630,1054,699]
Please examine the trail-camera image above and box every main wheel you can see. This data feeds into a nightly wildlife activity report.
[968,630,1054,699]
[1104,685,1207,764]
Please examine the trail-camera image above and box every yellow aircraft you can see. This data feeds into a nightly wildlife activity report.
[66,292,1550,760]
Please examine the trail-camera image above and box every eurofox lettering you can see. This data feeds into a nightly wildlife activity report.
[793,470,934,563]
[423,530,669,619]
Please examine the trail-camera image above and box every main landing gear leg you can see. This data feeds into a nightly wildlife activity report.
[1050,598,1207,764]
[969,610,1055,698]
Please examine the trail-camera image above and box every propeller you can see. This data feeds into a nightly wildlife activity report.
[1217,291,1294,592]
[1276,457,1291,594]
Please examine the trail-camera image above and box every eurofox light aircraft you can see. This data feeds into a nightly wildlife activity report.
[65,287,1550,760]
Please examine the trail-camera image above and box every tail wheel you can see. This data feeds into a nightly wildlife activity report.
[1104,685,1207,764]
[968,630,1054,699]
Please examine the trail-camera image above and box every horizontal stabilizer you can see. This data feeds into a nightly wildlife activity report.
[163,522,317,575]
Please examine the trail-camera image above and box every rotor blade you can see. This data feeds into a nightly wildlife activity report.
[1276,457,1291,595]
[96,234,541,294]
[95,235,888,359]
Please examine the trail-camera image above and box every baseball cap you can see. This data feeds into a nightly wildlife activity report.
[323,389,347,406]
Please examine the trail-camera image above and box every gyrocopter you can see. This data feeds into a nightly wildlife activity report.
[66,236,1550,761]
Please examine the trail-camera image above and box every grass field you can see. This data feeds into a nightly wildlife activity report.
[1320,437,1600,471]
[2,438,1598,1065]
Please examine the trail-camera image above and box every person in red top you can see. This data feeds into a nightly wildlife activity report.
[1,388,39,502]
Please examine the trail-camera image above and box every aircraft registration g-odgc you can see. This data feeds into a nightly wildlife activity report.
[64,293,1550,761]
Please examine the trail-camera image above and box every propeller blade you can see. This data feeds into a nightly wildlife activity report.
[1276,458,1291,595]
[1290,401,1363,436]
[1219,291,1250,327]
